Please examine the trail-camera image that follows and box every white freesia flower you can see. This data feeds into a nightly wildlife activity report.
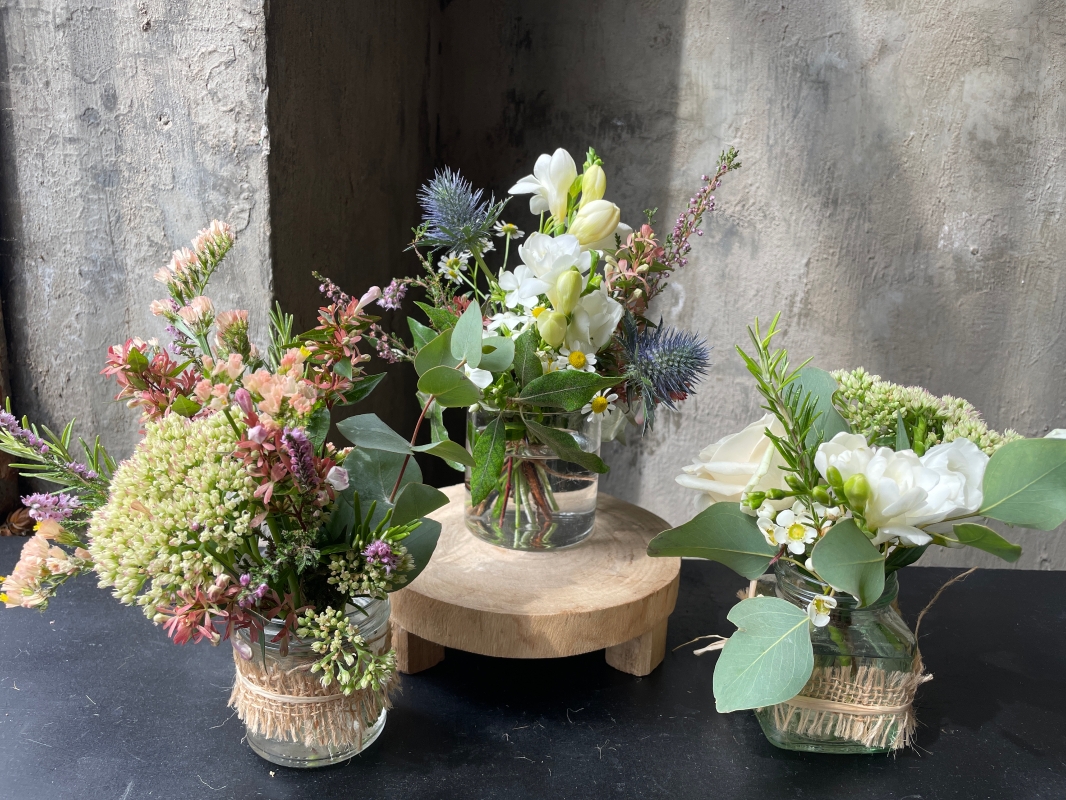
[464,364,493,389]
[498,264,549,310]
[518,232,593,287]
[565,284,623,353]
[568,200,621,248]
[585,221,634,253]
[814,432,989,546]
[807,595,837,628]
[487,311,533,334]
[508,148,577,222]
[676,414,791,512]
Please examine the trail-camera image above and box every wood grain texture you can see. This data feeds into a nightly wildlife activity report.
[392,623,446,674]
[391,484,680,661]
[604,617,669,677]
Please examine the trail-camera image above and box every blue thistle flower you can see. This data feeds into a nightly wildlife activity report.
[417,168,507,254]
[620,314,711,429]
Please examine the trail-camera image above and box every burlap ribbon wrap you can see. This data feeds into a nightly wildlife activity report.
[228,647,399,751]
[764,654,931,750]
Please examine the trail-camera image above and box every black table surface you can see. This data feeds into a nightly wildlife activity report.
[1,537,1063,800]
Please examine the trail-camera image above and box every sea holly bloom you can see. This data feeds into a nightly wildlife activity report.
[807,594,837,628]
[437,251,470,284]
[581,390,618,423]
[418,168,505,253]
[493,221,525,240]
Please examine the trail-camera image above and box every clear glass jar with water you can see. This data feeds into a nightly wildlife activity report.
[232,596,391,768]
[464,409,601,550]
[754,561,919,754]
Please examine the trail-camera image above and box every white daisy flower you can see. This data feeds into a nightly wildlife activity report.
[580,390,619,422]
[769,502,819,554]
[807,594,837,627]
[554,344,597,373]
[479,238,495,253]
[494,221,525,240]
[437,251,471,284]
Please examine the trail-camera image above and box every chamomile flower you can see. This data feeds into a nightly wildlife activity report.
[581,390,618,422]
[807,594,837,627]
[494,221,525,240]
[437,251,471,284]
[479,238,495,254]
[554,344,597,373]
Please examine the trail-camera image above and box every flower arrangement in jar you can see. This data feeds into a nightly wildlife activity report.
[363,147,740,550]
[649,314,1066,753]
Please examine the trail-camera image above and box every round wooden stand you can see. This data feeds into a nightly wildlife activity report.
[390,484,680,677]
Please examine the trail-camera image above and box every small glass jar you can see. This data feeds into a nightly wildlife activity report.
[232,597,391,768]
[464,408,601,550]
[754,562,919,754]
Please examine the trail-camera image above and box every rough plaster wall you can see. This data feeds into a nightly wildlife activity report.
[438,1,1066,568]
[265,1,441,478]
[0,0,272,460]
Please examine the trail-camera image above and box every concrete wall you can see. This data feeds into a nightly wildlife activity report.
[0,0,273,462]
[436,0,1066,569]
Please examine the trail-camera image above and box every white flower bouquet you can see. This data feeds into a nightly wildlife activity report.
[649,314,1066,753]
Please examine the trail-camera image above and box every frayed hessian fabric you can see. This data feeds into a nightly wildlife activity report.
[764,654,931,751]
[228,648,398,751]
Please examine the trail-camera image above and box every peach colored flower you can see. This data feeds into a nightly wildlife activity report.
[215,309,248,334]
[241,369,274,398]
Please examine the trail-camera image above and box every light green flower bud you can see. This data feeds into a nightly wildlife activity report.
[826,466,844,490]
[568,199,620,246]
[843,473,871,511]
[537,309,567,349]
[579,164,606,208]
[551,269,583,315]
[811,485,832,505]
[784,473,805,491]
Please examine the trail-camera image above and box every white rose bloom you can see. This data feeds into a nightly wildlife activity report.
[517,232,593,287]
[814,432,989,546]
[675,414,790,512]
[565,284,623,353]
[508,148,577,222]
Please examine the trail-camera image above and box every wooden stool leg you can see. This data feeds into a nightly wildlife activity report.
[604,618,668,677]
[392,621,445,674]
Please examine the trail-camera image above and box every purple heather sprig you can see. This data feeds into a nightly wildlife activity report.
[663,147,741,272]
[313,271,351,306]
[21,492,81,522]
[0,411,49,454]
[363,539,400,574]
[377,279,408,311]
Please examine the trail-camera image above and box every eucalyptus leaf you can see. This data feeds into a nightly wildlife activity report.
[306,406,332,451]
[470,415,507,506]
[391,482,450,527]
[450,300,484,367]
[343,448,422,527]
[979,438,1066,530]
[415,301,458,331]
[517,371,618,412]
[414,329,459,376]
[646,502,776,580]
[336,413,411,454]
[408,317,437,351]
[479,336,515,373]
[417,365,468,396]
[325,485,355,544]
[513,329,543,387]
[170,395,202,419]
[412,438,476,467]
[795,366,850,448]
[884,543,929,573]
[713,596,814,713]
[421,392,464,472]
[436,379,483,408]
[342,372,386,406]
[948,523,1022,563]
[401,518,442,587]
[525,419,608,474]
[810,519,885,606]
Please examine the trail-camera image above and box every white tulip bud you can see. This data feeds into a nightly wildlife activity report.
[568,200,621,247]
[579,164,606,208]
